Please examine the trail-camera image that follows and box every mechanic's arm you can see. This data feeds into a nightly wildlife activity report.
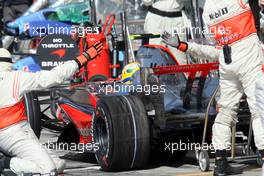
[186,42,219,61]
[162,32,219,61]
[17,41,103,97]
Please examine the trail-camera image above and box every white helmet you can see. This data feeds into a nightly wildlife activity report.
[0,48,12,63]
[0,48,12,72]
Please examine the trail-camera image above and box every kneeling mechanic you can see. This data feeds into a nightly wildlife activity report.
[0,41,103,175]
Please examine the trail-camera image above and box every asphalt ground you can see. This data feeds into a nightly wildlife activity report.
[1,126,261,176]
[2,103,261,176]
[40,129,262,176]
[38,102,263,176]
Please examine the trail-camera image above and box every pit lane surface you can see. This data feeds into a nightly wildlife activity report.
[40,129,262,176]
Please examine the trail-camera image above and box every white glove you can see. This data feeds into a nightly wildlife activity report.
[161,31,188,52]
[142,0,153,6]
[162,31,180,48]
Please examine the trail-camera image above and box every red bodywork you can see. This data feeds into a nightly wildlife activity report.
[56,93,98,144]
[146,44,219,78]
[59,104,93,143]
[153,62,219,76]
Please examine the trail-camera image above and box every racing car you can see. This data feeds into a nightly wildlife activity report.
[49,43,221,171]
[23,31,252,172]
[20,2,253,172]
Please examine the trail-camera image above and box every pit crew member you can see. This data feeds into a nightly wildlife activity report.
[0,41,103,175]
[162,0,264,175]
[143,0,190,64]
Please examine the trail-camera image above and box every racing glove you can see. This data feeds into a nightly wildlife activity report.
[161,31,188,52]
[75,41,104,68]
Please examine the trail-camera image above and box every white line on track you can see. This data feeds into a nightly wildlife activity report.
[64,166,101,172]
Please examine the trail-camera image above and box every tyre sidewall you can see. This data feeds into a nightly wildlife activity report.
[24,92,41,138]
[92,101,114,170]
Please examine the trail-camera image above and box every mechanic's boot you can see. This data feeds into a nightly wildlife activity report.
[213,150,243,176]
[0,153,11,172]
[258,150,264,173]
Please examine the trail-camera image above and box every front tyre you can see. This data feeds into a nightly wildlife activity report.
[92,95,150,171]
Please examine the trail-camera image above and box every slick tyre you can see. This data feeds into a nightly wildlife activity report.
[24,91,41,138]
[92,95,150,171]
[89,75,107,82]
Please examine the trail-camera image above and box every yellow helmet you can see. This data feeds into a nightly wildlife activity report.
[121,62,140,84]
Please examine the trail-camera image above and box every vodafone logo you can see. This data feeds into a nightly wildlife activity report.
[37,34,79,70]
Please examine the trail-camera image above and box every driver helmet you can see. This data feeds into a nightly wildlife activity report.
[121,62,140,84]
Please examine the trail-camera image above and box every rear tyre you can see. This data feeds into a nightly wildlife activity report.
[24,91,41,138]
[92,95,150,171]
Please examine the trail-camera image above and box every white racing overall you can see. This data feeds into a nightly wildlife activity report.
[186,0,264,150]
[0,61,78,174]
[143,0,189,64]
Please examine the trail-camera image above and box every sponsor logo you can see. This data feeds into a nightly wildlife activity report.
[49,49,66,58]
[209,7,228,20]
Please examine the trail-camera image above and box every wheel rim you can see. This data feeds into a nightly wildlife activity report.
[199,152,208,171]
[195,150,200,161]
[94,116,109,155]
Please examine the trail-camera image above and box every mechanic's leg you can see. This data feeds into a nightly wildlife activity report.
[212,77,243,150]
[253,71,264,160]
[212,76,244,176]
[19,121,66,173]
[0,121,57,174]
